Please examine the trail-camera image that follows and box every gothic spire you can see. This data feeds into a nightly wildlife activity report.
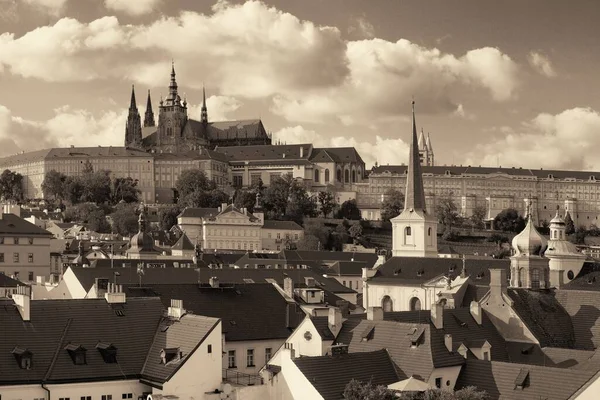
[129,85,137,110]
[125,85,142,147]
[418,127,426,151]
[169,61,178,98]
[426,132,433,152]
[144,90,155,127]
[404,101,427,213]
[201,85,208,124]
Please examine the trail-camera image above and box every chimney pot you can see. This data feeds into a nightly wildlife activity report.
[328,307,342,336]
[283,277,294,298]
[367,306,384,321]
[444,334,453,352]
[470,301,483,325]
[431,303,444,329]
[489,268,508,303]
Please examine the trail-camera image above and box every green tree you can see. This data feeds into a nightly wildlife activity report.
[564,212,575,235]
[0,169,24,202]
[159,206,181,231]
[436,194,461,229]
[110,203,140,236]
[470,205,487,230]
[348,223,363,239]
[111,177,140,204]
[493,208,526,232]
[41,170,67,201]
[336,199,361,220]
[318,191,336,218]
[381,189,404,221]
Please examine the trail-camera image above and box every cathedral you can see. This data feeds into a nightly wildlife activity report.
[124,63,272,153]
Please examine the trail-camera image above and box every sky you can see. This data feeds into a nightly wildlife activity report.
[0,0,600,170]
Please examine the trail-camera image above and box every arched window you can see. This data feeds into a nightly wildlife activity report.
[337,169,342,182]
[358,167,362,180]
[531,269,540,289]
[325,169,330,183]
[552,231,556,239]
[314,169,320,183]
[404,226,412,245]
[409,297,421,311]
[428,227,432,236]
[382,296,393,312]
[406,227,412,236]
[344,169,350,183]
[352,170,357,182]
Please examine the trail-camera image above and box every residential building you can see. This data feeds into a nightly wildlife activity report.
[0,273,26,298]
[261,220,304,251]
[0,213,53,281]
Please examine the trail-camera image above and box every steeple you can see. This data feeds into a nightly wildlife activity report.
[164,61,181,106]
[418,127,426,151]
[201,85,208,124]
[404,101,427,213]
[144,90,155,127]
[426,132,433,152]
[124,85,142,148]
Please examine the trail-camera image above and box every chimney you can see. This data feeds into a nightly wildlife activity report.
[221,203,227,211]
[304,276,316,287]
[283,342,295,359]
[458,345,468,359]
[335,300,350,316]
[470,301,483,325]
[444,334,453,352]
[13,285,31,321]
[283,276,294,298]
[489,268,508,301]
[209,276,219,288]
[168,299,186,320]
[551,269,565,289]
[431,303,444,329]
[104,283,126,304]
[300,147,304,158]
[330,344,349,356]
[367,306,384,321]
[328,307,342,336]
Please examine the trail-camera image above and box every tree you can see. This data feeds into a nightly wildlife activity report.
[442,229,460,241]
[436,194,461,229]
[111,177,140,204]
[81,160,94,175]
[565,212,575,235]
[296,234,322,251]
[80,170,112,204]
[64,203,110,233]
[63,176,84,205]
[493,208,526,232]
[262,175,316,223]
[572,225,587,245]
[110,203,140,237]
[343,379,396,400]
[175,169,216,200]
[0,169,24,203]
[470,205,487,230]
[318,191,336,218]
[336,199,361,220]
[381,189,404,221]
[41,170,67,201]
[348,223,363,239]
[331,224,350,250]
[159,206,181,231]
[234,189,257,213]
[588,224,600,237]
[180,188,230,208]
[87,209,112,233]
[343,380,489,400]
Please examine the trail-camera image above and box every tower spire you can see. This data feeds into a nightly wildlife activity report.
[404,100,427,213]
[125,85,142,148]
[201,85,208,124]
[168,61,178,100]
[129,85,137,110]
[144,90,155,127]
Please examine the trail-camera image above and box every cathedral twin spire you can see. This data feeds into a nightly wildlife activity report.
[404,101,427,214]
[125,85,143,148]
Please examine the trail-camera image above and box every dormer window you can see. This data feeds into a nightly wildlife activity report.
[514,368,530,390]
[408,326,425,348]
[160,347,182,365]
[416,269,425,277]
[96,342,117,363]
[548,174,554,179]
[65,344,87,365]
[12,347,32,370]
[361,324,375,342]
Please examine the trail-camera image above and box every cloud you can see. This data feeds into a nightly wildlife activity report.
[274,125,409,168]
[187,95,242,121]
[104,0,162,16]
[22,0,67,16]
[0,104,126,156]
[0,1,519,129]
[464,107,600,170]
[348,15,375,39]
[528,51,556,78]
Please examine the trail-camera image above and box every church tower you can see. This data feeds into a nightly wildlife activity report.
[157,62,188,152]
[201,86,208,124]
[425,132,434,166]
[509,205,550,289]
[144,90,155,127]
[391,101,438,257]
[125,85,143,148]
[545,207,586,287]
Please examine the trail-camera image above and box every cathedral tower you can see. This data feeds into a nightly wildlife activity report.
[391,101,438,257]
[144,90,155,127]
[201,86,208,124]
[157,62,188,152]
[125,85,142,148]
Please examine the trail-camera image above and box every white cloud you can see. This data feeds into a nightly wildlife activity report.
[187,95,242,121]
[464,107,600,170]
[22,0,67,16]
[348,15,375,39]
[0,1,519,128]
[0,104,125,156]
[528,51,557,78]
[104,0,162,16]
[274,125,409,168]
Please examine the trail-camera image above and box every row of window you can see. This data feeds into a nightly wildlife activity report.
[227,348,272,368]
[58,395,133,400]
[1,271,36,281]
[0,252,35,263]
[314,168,363,184]
[208,229,259,237]
[267,233,299,240]
[0,237,35,245]
[206,241,259,251]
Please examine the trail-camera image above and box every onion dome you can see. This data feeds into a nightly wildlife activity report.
[129,212,155,253]
[550,209,565,225]
[512,215,548,256]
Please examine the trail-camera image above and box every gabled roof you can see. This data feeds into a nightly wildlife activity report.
[455,359,598,400]
[171,234,195,251]
[178,207,219,219]
[310,316,336,340]
[0,214,53,236]
[262,220,303,231]
[292,349,399,400]
[370,256,509,286]
[45,146,152,159]
[327,260,368,276]
[0,273,24,288]
[128,283,302,341]
[0,297,164,385]
[310,147,365,164]
[141,314,219,385]
[281,250,379,269]
[507,289,576,349]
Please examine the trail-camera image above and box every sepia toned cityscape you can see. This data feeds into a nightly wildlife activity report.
[1,1,599,399]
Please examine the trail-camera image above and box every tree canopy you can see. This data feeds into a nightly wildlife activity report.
[493,208,526,232]
[436,194,461,229]
[261,175,317,224]
[565,212,575,235]
[111,177,140,204]
[381,189,404,221]
[470,205,487,230]
[318,190,337,218]
[336,199,361,220]
[64,203,111,233]
[159,206,181,231]
[41,170,68,202]
[343,380,489,400]
[0,169,24,203]
[110,203,140,237]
